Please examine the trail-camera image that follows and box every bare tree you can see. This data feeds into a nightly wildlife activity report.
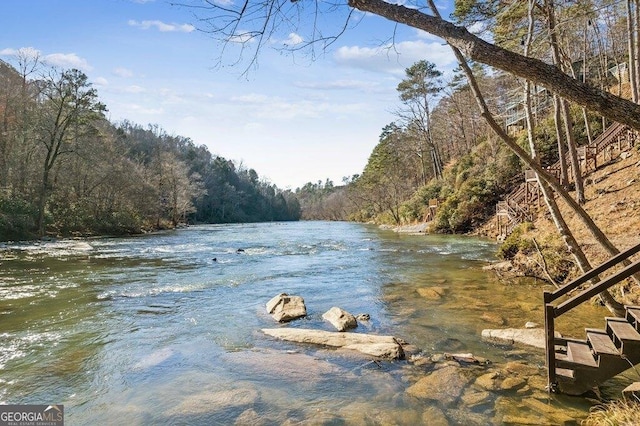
[188,0,640,129]
[35,68,106,236]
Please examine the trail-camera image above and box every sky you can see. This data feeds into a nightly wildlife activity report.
[1,0,458,190]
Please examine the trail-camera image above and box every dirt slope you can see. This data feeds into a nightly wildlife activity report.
[478,147,640,301]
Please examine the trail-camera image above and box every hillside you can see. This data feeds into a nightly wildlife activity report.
[477,146,640,303]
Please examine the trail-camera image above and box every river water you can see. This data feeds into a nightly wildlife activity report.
[0,222,633,424]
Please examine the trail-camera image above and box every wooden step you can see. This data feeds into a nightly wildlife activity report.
[567,341,598,368]
[606,318,640,350]
[555,367,575,380]
[586,329,620,356]
[626,306,640,329]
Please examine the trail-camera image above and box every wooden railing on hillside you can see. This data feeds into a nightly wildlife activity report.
[496,122,636,240]
[543,242,640,391]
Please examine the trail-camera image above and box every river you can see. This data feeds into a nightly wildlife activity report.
[0,222,632,424]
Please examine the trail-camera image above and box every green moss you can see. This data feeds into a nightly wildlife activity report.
[497,223,534,260]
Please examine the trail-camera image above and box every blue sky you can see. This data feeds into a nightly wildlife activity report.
[1,0,457,189]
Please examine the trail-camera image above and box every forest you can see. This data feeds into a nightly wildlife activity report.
[0,57,301,241]
[297,0,637,236]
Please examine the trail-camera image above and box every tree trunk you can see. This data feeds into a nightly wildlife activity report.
[628,0,638,102]
[523,2,623,316]
[348,0,640,131]
[553,95,569,185]
[417,0,636,276]
[545,0,585,204]
[581,23,593,145]
[635,0,640,101]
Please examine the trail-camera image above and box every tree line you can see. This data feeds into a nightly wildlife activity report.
[0,54,300,241]
[296,0,638,235]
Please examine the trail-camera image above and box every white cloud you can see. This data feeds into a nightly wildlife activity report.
[229,31,254,44]
[120,103,164,115]
[94,76,109,86]
[230,93,269,104]
[283,33,303,46]
[113,67,134,78]
[44,52,92,71]
[0,46,41,59]
[128,19,194,33]
[294,79,379,91]
[333,39,456,76]
[124,85,146,93]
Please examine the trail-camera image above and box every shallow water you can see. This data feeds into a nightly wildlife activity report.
[0,222,632,424]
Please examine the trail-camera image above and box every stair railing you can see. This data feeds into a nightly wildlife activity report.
[543,242,640,392]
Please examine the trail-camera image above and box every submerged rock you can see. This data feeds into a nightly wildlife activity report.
[481,328,560,349]
[417,286,448,300]
[266,293,307,322]
[406,365,472,405]
[322,306,357,331]
[261,328,404,359]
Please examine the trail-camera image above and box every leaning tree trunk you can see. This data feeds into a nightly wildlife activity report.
[522,2,623,316]
[348,0,640,130]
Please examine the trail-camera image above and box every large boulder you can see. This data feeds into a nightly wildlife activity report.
[322,307,357,331]
[266,293,307,322]
[261,328,404,360]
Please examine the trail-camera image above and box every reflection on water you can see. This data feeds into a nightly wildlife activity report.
[0,222,625,424]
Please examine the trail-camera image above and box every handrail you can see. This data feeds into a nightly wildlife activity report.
[497,122,633,243]
[554,258,640,317]
[545,242,640,303]
[543,241,640,392]
[595,122,625,153]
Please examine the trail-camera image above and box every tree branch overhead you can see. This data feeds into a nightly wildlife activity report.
[348,0,640,131]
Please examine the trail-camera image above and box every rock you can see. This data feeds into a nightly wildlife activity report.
[475,372,501,391]
[481,312,506,325]
[500,376,527,391]
[261,328,404,359]
[421,407,449,426]
[355,313,370,322]
[483,261,513,271]
[503,361,540,377]
[234,409,267,426]
[266,293,307,322]
[343,342,402,358]
[322,306,357,331]
[524,322,539,329]
[461,390,492,408]
[165,387,259,416]
[406,365,472,405]
[521,397,582,424]
[445,408,490,426]
[444,352,489,365]
[221,349,344,383]
[417,286,447,300]
[501,415,545,425]
[481,328,560,349]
